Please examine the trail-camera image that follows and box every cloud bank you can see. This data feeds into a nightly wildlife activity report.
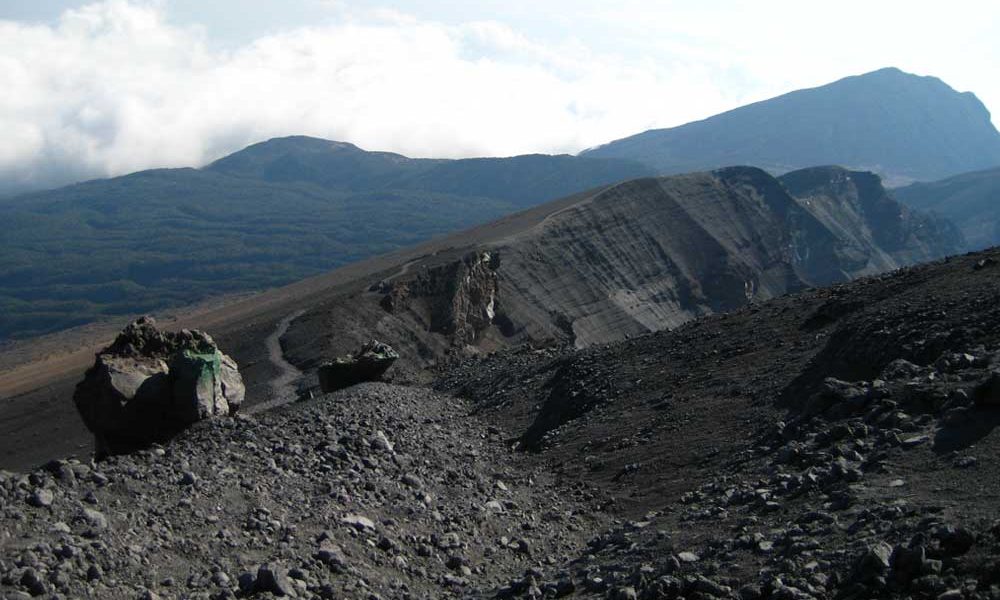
[1,0,997,193]
[0,1,738,193]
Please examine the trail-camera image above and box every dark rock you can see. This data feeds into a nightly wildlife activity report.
[19,568,46,597]
[689,575,732,596]
[891,543,926,582]
[72,317,244,457]
[554,578,576,596]
[401,473,423,488]
[933,525,975,556]
[318,340,399,392]
[855,541,892,583]
[934,352,978,373]
[953,456,977,469]
[610,586,637,600]
[254,563,296,597]
[316,544,348,570]
[881,359,933,380]
[804,378,869,417]
[379,251,501,345]
[973,257,997,270]
[237,572,255,594]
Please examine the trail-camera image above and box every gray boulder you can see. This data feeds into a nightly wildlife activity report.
[317,340,398,393]
[802,377,870,417]
[73,317,244,457]
[854,541,893,583]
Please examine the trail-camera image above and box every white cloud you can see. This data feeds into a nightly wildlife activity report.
[0,1,755,192]
[0,0,997,193]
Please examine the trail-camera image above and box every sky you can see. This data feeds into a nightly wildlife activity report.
[1,0,998,193]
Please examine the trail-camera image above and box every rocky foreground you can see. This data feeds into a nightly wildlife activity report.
[0,383,616,599]
[2,250,1000,599]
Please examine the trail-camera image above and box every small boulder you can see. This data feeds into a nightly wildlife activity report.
[933,525,975,556]
[317,340,398,392]
[254,564,297,597]
[73,317,245,457]
[803,378,869,417]
[881,359,933,381]
[855,541,893,583]
[341,514,376,531]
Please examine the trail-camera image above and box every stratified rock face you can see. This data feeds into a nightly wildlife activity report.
[780,166,966,267]
[380,251,501,345]
[73,317,244,457]
[491,167,962,348]
[283,167,964,376]
[317,340,399,393]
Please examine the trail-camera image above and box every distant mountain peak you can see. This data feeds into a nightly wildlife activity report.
[583,68,1000,183]
[858,66,918,79]
[215,135,368,159]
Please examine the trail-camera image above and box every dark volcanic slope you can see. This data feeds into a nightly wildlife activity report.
[583,67,1000,184]
[3,247,1000,599]
[0,383,614,599]
[895,165,1000,250]
[435,247,1000,598]
[0,136,652,340]
[208,136,654,206]
[440,249,1000,499]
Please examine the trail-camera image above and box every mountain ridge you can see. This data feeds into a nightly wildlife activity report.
[582,67,1000,184]
[894,165,1000,250]
[0,137,653,340]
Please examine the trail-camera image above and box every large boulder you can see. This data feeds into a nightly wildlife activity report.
[73,317,244,457]
[318,340,398,393]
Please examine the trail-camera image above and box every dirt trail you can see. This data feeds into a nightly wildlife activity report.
[247,310,306,415]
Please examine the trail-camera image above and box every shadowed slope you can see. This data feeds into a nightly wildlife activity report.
[894,165,1000,250]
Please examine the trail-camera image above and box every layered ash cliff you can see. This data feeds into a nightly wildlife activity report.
[282,166,963,372]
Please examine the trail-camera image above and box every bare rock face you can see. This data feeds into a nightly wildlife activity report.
[380,251,501,345]
[318,340,399,393]
[73,317,244,457]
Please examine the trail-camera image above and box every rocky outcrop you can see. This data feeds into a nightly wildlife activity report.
[73,317,244,457]
[317,340,399,392]
[379,251,501,345]
[780,166,966,267]
[435,247,1000,600]
[490,167,963,348]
